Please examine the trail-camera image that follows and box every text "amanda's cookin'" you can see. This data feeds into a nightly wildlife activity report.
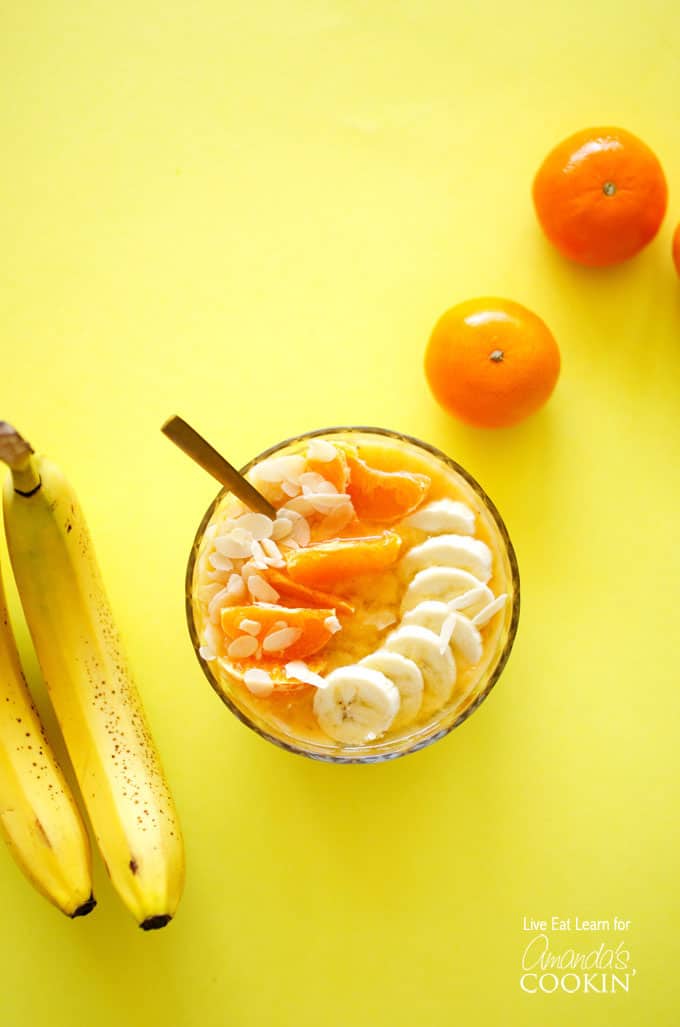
[520,933,635,995]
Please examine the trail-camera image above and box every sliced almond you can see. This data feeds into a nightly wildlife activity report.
[282,479,302,497]
[247,575,280,603]
[305,492,350,514]
[448,586,490,612]
[471,594,508,628]
[214,517,238,536]
[306,439,337,462]
[282,495,316,518]
[226,573,247,598]
[215,533,252,560]
[299,471,338,495]
[255,455,306,483]
[279,536,300,551]
[227,636,259,660]
[261,626,303,653]
[209,552,234,572]
[260,538,285,566]
[206,568,231,584]
[249,539,269,568]
[292,525,311,549]
[285,660,327,688]
[291,516,311,547]
[239,559,260,581]
[272,516,293,541]
[314,500,356,541]
[243,669,274,697]
[234,513,274,540]
[208,585,233,622]
[204,621,222,653]
[238,619,262,636]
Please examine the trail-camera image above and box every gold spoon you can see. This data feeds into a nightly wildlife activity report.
[161,415,276,519]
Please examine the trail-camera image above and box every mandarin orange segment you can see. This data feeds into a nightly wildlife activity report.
[285,531,402,587]
[345,455,430,521]
[264,568,355,616]
[306,446,349,492]
[220,604,336,661]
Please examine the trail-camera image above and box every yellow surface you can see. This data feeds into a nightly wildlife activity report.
[1,2,679,1024]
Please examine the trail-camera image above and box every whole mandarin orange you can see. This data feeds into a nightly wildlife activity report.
[533,127,667,266]
[673,223,680,278]
[425,297,560,428]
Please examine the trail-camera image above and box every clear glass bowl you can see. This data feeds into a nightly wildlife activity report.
[186,427,520,763]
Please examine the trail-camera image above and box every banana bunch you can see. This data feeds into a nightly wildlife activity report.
[0,423,184,928]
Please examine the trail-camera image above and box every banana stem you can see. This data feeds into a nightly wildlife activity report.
[0,422,41,494]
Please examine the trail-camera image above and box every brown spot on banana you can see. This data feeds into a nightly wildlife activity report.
[35,818,52,848]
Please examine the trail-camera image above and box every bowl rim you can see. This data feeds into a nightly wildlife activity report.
[185,425,521,763]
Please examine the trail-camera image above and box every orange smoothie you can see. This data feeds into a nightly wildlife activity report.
[187,429,518,761]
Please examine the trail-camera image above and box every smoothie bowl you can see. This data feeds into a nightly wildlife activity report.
[186,428,519,763]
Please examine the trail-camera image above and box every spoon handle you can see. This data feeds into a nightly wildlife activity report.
[161,416,276,519]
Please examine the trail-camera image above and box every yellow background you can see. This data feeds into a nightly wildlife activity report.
[1,1,679,1024]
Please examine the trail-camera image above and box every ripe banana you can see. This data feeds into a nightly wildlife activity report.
[0,559,94,917]
[0,425,184,929]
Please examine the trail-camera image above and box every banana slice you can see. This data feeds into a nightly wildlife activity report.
[401,567,491,615]
[360,650,424,727]
[385,625,456,712]
[450,614,483,664]
[313,666,400,744]
[402,602,483,664]
[400,498,475,535]
[400,534,493,583]
[402,599,450,634]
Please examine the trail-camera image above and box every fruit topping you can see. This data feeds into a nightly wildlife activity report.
[312,665,400,744]
[384,625,456,711]
[346,455,430,521]
[263,568,356,616]
[400,498,475,535]
[399,534,492,583]
[285,531,402,588]
[221,604,338,662]
[305,440,350,492]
